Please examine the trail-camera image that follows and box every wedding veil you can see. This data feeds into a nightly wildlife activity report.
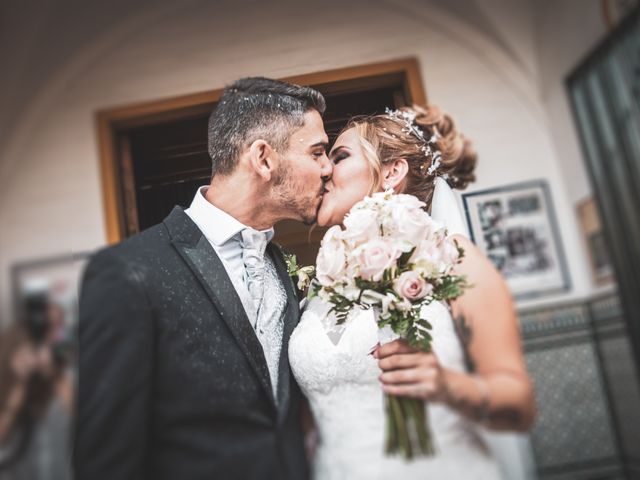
[430,177,470,238]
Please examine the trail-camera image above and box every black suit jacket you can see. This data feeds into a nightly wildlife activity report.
[73,207,308,480]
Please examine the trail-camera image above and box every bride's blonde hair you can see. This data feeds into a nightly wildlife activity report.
[345,104,477,210]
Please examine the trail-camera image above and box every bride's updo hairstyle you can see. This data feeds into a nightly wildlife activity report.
[347,104,477,211]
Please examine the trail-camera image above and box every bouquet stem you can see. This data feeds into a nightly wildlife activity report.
[384,394,435,460]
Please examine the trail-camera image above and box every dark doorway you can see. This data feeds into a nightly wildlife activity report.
[98,59,426,261]
[121,83,408,233]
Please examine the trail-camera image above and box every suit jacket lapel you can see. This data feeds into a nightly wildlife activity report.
[267,243,301,422]
[164,207,275,409]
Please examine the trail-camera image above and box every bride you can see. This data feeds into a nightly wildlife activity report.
[289,105,536,479]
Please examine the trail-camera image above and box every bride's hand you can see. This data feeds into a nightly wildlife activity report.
[375,339,450,402]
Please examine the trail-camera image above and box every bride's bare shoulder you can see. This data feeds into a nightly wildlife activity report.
[450,234,504,286]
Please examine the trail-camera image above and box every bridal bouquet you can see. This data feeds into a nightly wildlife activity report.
[300,190,468,459]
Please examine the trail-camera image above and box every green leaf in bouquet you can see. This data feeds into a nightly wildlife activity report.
[454,238,466,263]
[310,282,322,298]
[326,291,356,325]
[355,277,377,291]
[406,322,433,352]
[420,317,433,331]
[284,252,299,275]
[433,274,470,301]
[397,247,416,269]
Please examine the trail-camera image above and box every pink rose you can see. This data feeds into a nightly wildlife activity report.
[392,204,433,246]
[316,226,347,286]
[441,238,461,267]
[356,238,401,282]
[393,271,433,301]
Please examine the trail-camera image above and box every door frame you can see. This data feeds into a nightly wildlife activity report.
[95,57,427,244]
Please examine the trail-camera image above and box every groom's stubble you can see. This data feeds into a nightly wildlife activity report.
[272,155,325,225]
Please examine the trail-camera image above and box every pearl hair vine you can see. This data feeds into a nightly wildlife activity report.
[384,107,444,178]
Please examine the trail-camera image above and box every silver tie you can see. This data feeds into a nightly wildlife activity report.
[241,228,267,315]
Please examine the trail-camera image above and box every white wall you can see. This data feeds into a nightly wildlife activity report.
[0,0,608,313]
[534,0,614,298]
[536,0,608,204]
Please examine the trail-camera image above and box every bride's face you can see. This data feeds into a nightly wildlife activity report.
[317,128,376,227]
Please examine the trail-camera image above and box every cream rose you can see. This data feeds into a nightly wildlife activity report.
[316,225,347,286]
[393,271,432,301]
[355,238,401,282]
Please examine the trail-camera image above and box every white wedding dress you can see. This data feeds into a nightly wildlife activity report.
[289,298,503,480]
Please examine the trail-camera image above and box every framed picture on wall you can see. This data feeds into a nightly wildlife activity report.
[11,251,91,334]
[577,197,615,286]
[462,180,571,300]
[602,0,639,29]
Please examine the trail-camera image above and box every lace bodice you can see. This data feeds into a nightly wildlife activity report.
[289,298,503,480]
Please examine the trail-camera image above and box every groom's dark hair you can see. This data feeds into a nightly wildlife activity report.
[207,77,326,177]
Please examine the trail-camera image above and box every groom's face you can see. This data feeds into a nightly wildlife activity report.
[272,110,331,224]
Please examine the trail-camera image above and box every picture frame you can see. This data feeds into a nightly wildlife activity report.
[462,180,571,300]
[577,197,615,286]
[10,251,91,329]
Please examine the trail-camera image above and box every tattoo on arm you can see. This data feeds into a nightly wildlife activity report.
[489,407,524,428]
[453,313,475,373]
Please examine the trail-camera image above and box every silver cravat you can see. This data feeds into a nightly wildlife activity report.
[241,228,267,314]
[241,228,285,400]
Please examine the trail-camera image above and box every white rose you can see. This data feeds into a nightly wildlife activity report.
[394,193,426,210]
[411,238,444,277]
[342,208,380,246]
[316,225,347,286]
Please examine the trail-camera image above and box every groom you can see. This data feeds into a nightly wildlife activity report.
[74,77,437,480]
[74,77,330,480]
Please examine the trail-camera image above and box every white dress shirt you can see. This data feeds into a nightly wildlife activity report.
[185,186,274,326]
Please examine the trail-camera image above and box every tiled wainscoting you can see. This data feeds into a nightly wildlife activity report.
[520,294,640,479]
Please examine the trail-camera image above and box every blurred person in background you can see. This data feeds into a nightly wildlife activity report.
[0,292,74,480]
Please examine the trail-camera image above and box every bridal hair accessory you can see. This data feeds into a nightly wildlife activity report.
[385,108,442,177]
[384,107,470,238]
